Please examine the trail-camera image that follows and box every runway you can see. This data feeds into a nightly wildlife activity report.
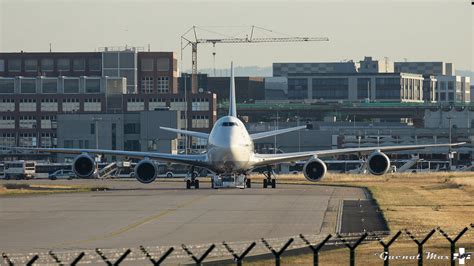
[0,179,367,253]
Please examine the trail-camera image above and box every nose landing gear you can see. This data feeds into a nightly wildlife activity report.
[186,167,199,189]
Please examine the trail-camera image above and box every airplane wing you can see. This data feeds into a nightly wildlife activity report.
[1,146,210,168]
[250,125,307,140]
[252,142,465,166]
[159,127,209,139]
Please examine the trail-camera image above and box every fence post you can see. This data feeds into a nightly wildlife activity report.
[26,255,39,266]
[405,229,435,266]
[95,248,131,266]
[181,244,215,266]
[438,227,468,266]
[373,231,401,266]
[337,233,367,266]
[299,234,332,266]
[2,253,14,266]
[261,238,294,266]
[222,241,256,266]
[139,245,174,266]
[70,252,85,266]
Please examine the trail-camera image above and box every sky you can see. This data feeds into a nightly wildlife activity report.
[0,0,472,72]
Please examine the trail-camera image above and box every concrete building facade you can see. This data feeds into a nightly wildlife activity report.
[0,48,217,151]
[56,111,180,161]
[264,73,424,102]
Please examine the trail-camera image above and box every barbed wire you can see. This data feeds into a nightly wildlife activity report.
[2,225,473,265]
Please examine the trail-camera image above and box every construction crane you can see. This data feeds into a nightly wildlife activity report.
[181,25,329,92]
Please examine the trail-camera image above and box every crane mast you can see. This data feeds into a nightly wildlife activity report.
[181,25,329,93]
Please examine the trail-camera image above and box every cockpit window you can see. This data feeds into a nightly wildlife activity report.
[222,122,237,127]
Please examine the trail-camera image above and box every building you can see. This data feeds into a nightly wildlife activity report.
[394,61,471,103]
[0,47,178,94]
[394,62,454,76]
[207,76,264,103]
[178,74,265,104]
[264,72,424,102]
[358,56,394,73]
[0,48,217,151]
[435,75,470,103]
[56,111,181,162]
[273,61,357,77]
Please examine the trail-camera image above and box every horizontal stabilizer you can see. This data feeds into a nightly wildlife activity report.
[159,127,209,139]
[250,125,307,140]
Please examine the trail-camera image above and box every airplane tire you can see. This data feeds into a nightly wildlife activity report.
[263,179,267,188]
[186,180,191,189]
[246,178,251,188]
[271,179,276,188]
[194,179,199,189]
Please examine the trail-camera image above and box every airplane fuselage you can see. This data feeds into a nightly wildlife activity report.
[207,116,254,173]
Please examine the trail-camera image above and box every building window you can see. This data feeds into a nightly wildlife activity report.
[192,115,209,128]
[0,59,4,71]
[41,59,54,72]
[42,78,58,93]
[141,77,154,93]
[25,59,38,72]
[0,116,15,129]
[89,58,101,71]
[57,59,70,71]
[375,78,401,99]
[287,78,308,100]
[0,79,15,93]
[73,58,85,71]
[20,79,36,93]
[64,78,80,93]
[19,115,36,129]
[8,59,21,72]
[312,78,348,100]
[0,133,16,146]
[0,99,15,111]
[157,76,169,93]
[192,98,209,111]
[85,79,101,93]
[157,58,169,71]
[141,58,154,71]
[19,133,37,147]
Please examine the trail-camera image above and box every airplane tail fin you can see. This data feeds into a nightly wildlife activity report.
[228,62,237,117]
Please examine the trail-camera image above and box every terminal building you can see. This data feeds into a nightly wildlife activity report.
[0,47,217,152]
[265,57,470,104]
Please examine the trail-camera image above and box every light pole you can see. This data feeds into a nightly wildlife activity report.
[447,115,453,171]
[183,74,188,154]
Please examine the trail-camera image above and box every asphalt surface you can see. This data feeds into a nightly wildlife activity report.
[0,179,367,253]
[340,200,389,234]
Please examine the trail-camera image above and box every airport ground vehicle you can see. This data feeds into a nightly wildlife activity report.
[49,169,75,180]
[3,160,36,179]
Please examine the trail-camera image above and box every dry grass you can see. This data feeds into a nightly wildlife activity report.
[245,171,474,265]
[0,183,103,196]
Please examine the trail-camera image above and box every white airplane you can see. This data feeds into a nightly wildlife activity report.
[2,63,464,189]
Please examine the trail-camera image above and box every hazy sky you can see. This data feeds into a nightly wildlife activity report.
[0,0,472,72]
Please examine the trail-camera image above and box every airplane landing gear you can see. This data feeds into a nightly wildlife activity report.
[186,167,199,189]
[263,167,276,189]
[245,177,251,188]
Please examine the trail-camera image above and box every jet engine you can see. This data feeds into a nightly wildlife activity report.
[367,151,391,175]
[303,157,327,182]
[72,154,97,178]
[134,159,158,184]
